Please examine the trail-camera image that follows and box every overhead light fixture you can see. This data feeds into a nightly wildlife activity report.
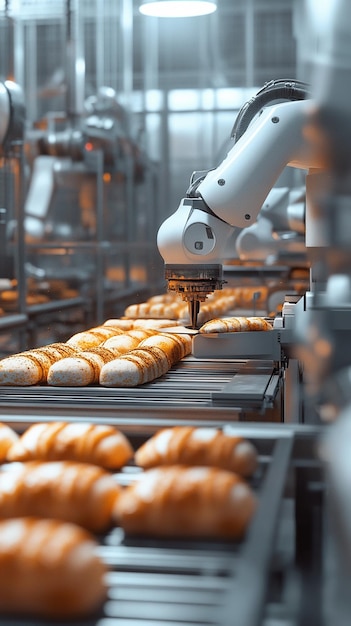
[139,0,217,18]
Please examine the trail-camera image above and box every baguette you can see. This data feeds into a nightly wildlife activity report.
[103,318,135,330]
[0,343,79,386]
[114,465,257,539]
[100,346,170,387]
[134,427,257,477]
[66,325,124,350]
[138,332,192,364]
[199,316,272,334]
[45,329,160,386]
[0,517,107,618]
[103,318,178,330]
[132,318,181,329]
[124,301,183,319]
[0,460,120,532]
[7,421,133,469]
[47,345,125,386]
[0,423,19,461]
[101,328,155,351]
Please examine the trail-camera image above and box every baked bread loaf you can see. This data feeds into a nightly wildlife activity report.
[134,427,257,477]
[132,318,181,329]
[0,517,107,618]
[199,316,272,334]
[102,328,155,351]
[114,465,257,539]
[0,423,19,461]
[100,346,170,387]
[0,343,79,385]
[47,346,126,386]
[124,301,183,320]
[0,460,120,532]
[138,332,192,364]
[47,331,159,386]
[103,318,179,330]
[103,318,135,330]
[7,421,133,469]
[66,325,124,350]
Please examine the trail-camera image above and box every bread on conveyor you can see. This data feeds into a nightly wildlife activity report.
[0,517,107,618]
[66,325,125,350]
[138,332,192,363]
[114,465,257,539]
[102,328,156,350]
[199,316,273,333]
[47,330,159,386]
[100,346,170,387]
[99,332,191,387]
[0,342,79,385]
[7,421,133,469]
[103,317,180,329]
[124,301,184,320]
[103,318,135,330]
[134,426,258,477]
[0,423,19,461]
[0,460,120,532]
[47,345,126,386]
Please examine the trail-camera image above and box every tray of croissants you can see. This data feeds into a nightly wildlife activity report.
[0,419,272,623]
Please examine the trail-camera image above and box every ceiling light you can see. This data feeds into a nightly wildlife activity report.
[139,0,217,18]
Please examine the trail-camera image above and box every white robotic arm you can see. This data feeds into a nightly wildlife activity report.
[236,186,306,262]
[157,89,323,326]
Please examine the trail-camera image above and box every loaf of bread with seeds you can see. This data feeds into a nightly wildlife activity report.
[7,421,133,469]
[47,329,158,386]
[47,345,125,386]
[114,465,257,539]
[135,426,257,477]
[100,346,170,387]
[138,332,191,363]
[124,301,183,319]
[103,318,179,330]
[199,316,272,333]
[0,460,120,532]
[66,324,125,350]
[0,342,79,386]
[99,332,191,387]
[0,517,107,618]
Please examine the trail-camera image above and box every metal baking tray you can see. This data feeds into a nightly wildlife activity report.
[0,422,295,626]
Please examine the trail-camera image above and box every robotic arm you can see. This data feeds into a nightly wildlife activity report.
[0,80,25,151]
[0,80,25,249]
[235,186,306,262]
[157,81,324,327]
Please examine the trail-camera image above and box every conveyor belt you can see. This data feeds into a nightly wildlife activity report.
[0,431,294,626]
[0,358,282,425]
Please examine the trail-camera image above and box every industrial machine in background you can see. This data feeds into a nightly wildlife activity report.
[0,79,28,352]
[0,79,25,260]
[24,85,146,243]
[0,0,163,341]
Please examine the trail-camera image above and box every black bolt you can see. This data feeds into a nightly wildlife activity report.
[245,214,251,220]
[272,116,279,124]
[218,179,225,186]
